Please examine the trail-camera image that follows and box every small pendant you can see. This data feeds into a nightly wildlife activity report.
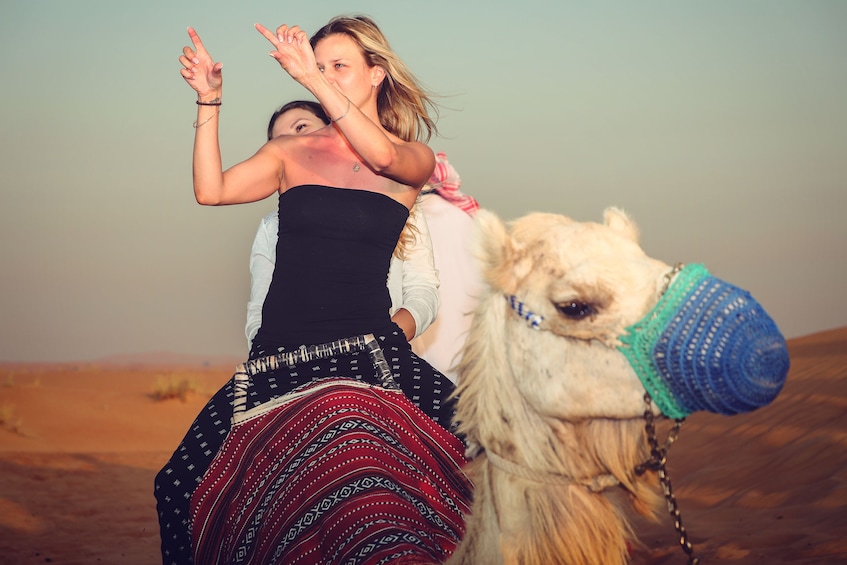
[353,163,360,172]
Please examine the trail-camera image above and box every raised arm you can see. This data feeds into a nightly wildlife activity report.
[180,27,282,205]
[255,23,434,190]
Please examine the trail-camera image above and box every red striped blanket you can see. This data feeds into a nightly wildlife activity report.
[190,379,472,564]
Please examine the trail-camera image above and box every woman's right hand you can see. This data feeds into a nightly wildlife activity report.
[255,23,320,86]
[179,27,223,99]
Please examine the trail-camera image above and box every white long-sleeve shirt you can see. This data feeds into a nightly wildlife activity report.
[246,208,440,352]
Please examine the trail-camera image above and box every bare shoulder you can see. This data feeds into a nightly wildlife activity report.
[264,132,302,154]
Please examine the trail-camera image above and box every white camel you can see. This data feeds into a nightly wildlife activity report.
[447,207,788,565]
[189,207,788,565]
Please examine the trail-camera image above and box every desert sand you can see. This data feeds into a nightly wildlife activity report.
[0,328,845,564]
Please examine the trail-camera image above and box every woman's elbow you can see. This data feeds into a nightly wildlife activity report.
[194,188,223,206]
[195,195,219,206]
[368,147,398,174]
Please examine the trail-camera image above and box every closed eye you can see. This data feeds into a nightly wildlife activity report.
[555,301,596,319]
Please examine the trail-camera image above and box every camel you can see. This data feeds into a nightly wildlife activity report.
[446,207,789,565]
[188,207,789,565]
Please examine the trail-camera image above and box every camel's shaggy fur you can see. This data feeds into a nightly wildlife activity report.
[447,208,670,565]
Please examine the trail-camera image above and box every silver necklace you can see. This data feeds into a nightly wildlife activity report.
[353,163,360,172]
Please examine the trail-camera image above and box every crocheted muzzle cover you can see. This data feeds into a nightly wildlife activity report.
[618,264,790,419]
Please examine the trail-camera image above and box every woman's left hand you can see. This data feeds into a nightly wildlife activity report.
[255,23,319,85]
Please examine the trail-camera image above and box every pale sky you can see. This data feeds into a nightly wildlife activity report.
[1,1,845,362]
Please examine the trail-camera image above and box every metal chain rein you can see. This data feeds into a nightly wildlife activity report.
[635,393,700,565]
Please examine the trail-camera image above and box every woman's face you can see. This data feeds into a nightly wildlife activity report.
[270,108,326,138]
[314,33,383,103]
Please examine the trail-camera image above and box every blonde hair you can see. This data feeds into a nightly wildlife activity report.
[312,16,435,256]
[310,15,438,143]
[393,202,422,260]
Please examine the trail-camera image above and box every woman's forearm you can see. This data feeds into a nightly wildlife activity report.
[192,92,226,205]
[303,75,432,189]
[308,77,394,165]
[390,308,417,342]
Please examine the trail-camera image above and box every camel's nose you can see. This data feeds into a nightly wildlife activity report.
[714,322,789,411]
[619,264,790,419]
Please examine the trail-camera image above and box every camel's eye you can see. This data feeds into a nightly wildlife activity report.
[555,301,596,320]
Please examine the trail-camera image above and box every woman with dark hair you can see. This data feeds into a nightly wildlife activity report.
[156,16,471,564]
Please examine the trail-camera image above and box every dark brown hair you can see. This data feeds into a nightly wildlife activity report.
[266,100,329,141]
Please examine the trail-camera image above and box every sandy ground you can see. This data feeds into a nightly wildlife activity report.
[0,329,845,564]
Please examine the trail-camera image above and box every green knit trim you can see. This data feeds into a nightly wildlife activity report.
[618,264,711,419]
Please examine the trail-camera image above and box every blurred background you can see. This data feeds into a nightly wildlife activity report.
[1,1,844,361]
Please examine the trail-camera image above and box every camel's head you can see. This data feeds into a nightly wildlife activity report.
[463,208,789,423]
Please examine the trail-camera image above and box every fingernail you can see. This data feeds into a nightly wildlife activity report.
[193,58,199,64]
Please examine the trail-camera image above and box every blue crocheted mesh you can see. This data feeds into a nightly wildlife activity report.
[619,264,790,418]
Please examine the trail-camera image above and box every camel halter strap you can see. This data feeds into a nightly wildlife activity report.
[485,449,620,493]
[505,263,685,334]
[506,295,544,329]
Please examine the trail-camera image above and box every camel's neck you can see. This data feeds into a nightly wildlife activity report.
[484,449,620,492]
[449,456,635,565]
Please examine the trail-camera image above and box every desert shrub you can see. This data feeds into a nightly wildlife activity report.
[0,404,24,435]
[151,374,200,402]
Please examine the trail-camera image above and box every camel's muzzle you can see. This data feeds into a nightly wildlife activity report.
[619,263,790,419]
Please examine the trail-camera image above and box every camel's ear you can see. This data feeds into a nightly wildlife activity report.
[473,209,518,292]
[604,207,640,243]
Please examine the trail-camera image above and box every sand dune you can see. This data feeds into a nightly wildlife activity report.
[1,329,845,564]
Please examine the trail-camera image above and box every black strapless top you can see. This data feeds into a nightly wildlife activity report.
[253,185,409,347]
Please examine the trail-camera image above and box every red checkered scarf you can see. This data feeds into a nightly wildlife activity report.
[427,152,479,216]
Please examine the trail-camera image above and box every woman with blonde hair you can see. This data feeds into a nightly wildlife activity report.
[155,15,471,565]
[247,99,440,350]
